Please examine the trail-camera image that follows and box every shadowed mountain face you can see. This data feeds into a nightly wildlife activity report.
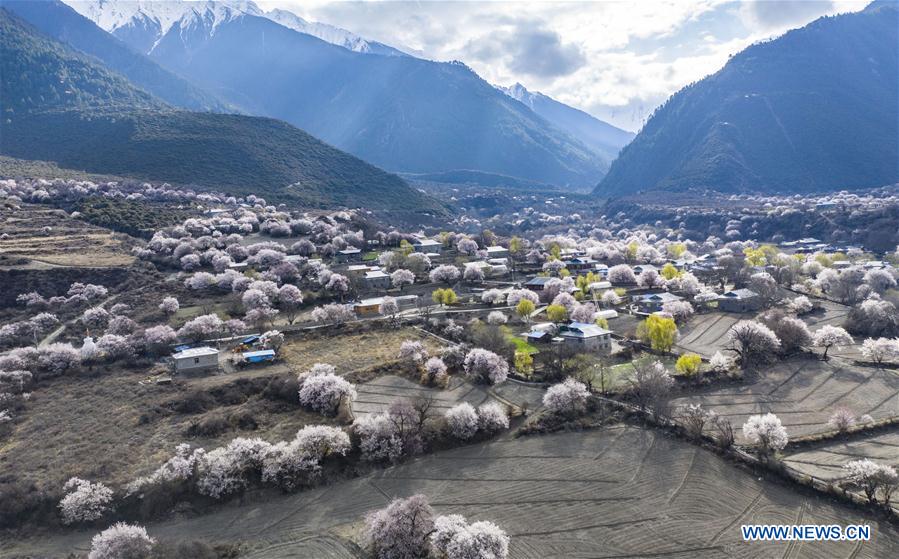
[4,0,230,112]
[0,7,441,212]
[595,2,899,198]
[68,0,608,189]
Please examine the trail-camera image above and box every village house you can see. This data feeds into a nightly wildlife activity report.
[346,264,378,278]
[524,330,552,344]
[489,264,510,276]
[694,291,720,309]
[564,257,599,272]
[691,262,723,282]
[718,288,762,313]
[667,259,692,271]
[466,260,508,277]
[364,270,391,290]
[634,292,683,314]
[413,238,443,254]
[525,276,552,292]
[485,246,509,258]
[335,247,362,263]
[353,295,419,317]
[559,248,586,259]
[588,280,612,294]
[172,346,219,374]
[594,309,619,321]
[558,322,613,353]
[632,264,659,276]
[522,322,557,345]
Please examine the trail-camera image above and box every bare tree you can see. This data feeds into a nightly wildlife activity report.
[711,413,735,448]
[679,403,710,440]
[726,320,780,369]
[628,361,674,420]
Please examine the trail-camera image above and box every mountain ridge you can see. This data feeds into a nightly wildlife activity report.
[0,6,441,212]
[65,0,609,189]
[594,3,898,197]
[3,0,231,112]
[499,82,634,165]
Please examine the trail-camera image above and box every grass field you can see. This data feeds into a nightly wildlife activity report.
[586,354,679,392]
[671,358,899,441]
[9,426,898,557]
[510,335,539,355]
[0,366,332,494]
[280,328,444,375]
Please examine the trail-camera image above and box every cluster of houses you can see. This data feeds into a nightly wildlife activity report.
[780,239,892,271]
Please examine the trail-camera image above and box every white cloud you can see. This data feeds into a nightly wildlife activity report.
[257,0,868,131]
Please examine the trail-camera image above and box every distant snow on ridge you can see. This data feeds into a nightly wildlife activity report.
[263,7,409,57]
[65,0,411,56]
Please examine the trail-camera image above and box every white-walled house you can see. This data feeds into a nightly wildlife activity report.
[172,346,219,373]
[558,322,613,353]
[718,289,762,313]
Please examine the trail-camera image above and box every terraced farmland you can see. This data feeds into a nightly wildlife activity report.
[675,312,743,358]
[671,359,899,441]
[0,205,135,269]
[352,374,545,418]
[784,431,899,481]
[9,427,899,558]
[802,300,860,360]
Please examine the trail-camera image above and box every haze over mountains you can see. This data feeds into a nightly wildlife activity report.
[499,83,636,166]
[0,3,439,211]
[64,0,628,189]
[1,0,895,205]
[595,1,899,197]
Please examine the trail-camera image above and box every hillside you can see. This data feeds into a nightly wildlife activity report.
[2,109,441,210]
[0,7,164,115]
[595,2,899,197]
[0,9,439,212]
[4,0,229,112]
[500,83,634,165]
[70,0,606,189]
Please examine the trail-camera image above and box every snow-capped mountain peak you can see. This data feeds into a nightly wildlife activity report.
[263,9,390,54]
[497,81,635,163]
[66,0,410,57]
[66,0,259,53]
[69,0,252,36]
[499,82,540,109]
[261,7,408,56]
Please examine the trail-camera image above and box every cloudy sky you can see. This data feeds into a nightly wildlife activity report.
[257,0,867,131]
